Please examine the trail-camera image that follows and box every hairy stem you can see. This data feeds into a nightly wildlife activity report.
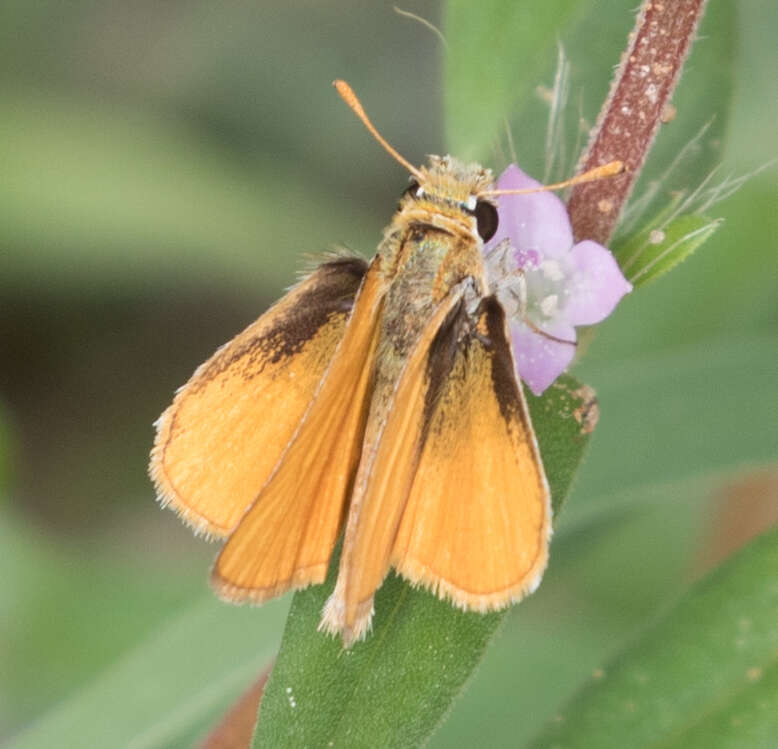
[567,0,710,244]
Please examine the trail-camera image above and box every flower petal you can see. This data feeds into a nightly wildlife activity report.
[510,319,577,396]
[565,240,633,326]
[486,165,574,259]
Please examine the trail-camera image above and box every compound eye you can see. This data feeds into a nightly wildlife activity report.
[400,180,420,200]
[474,200,498,241]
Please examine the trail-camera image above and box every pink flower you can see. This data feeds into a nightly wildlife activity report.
[484,165,632,396]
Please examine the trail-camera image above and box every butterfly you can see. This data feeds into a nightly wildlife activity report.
[150,80,621,645]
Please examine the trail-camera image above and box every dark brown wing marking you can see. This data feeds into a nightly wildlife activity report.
[150,255,368,537]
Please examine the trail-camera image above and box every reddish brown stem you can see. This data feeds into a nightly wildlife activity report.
[693,470,778,580]
[567,0,709,244]
[199,662,274,749]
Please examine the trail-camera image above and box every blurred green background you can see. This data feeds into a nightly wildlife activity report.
[1,1,776,747]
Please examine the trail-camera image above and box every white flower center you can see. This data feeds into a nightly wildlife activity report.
[540,259,564,282]
[540,294,559,317]
[485,240,575,330]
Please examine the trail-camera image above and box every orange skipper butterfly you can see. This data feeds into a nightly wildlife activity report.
[150,81,621,645]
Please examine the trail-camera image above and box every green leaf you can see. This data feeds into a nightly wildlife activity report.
[528,527,778,749]
[253,374,597,748]
[614,212,722,287]
[444,0,588,161]
[445,1,734,193]
[8,597,289,749]
[572,334,778,518]
[0,511,206,736]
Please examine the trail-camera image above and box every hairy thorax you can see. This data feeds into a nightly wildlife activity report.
[370,154,494,422]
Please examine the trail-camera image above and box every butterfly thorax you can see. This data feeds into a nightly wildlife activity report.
[366,155,495,441]
[383,155,495,264]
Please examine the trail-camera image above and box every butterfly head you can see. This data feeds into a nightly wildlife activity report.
[398,155,498,242]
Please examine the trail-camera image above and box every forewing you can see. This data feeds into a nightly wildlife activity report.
[319,288,465,642]
[211,259,386,601]
[150,256,368,537]
[391,296,551,611]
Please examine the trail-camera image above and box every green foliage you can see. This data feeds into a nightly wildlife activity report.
[254,560,505,749]
[0,515,204,735]
[446,0,734,190]
[0,88,376,294]
[444,0,587,160]
[615,210,722,287]
[529,528,778,749]
[3,1,776,747]
[572,334,778,521]
[253,375,594,748]
[9,597,289,749]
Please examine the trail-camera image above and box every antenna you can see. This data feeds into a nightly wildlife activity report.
[334,80,423,181]
[481,160,625,197]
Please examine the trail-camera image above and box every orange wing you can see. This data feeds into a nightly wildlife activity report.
[319,288,465,643]
[150,255,368,538]
[211,259,386,602]
[391,296,551,612]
